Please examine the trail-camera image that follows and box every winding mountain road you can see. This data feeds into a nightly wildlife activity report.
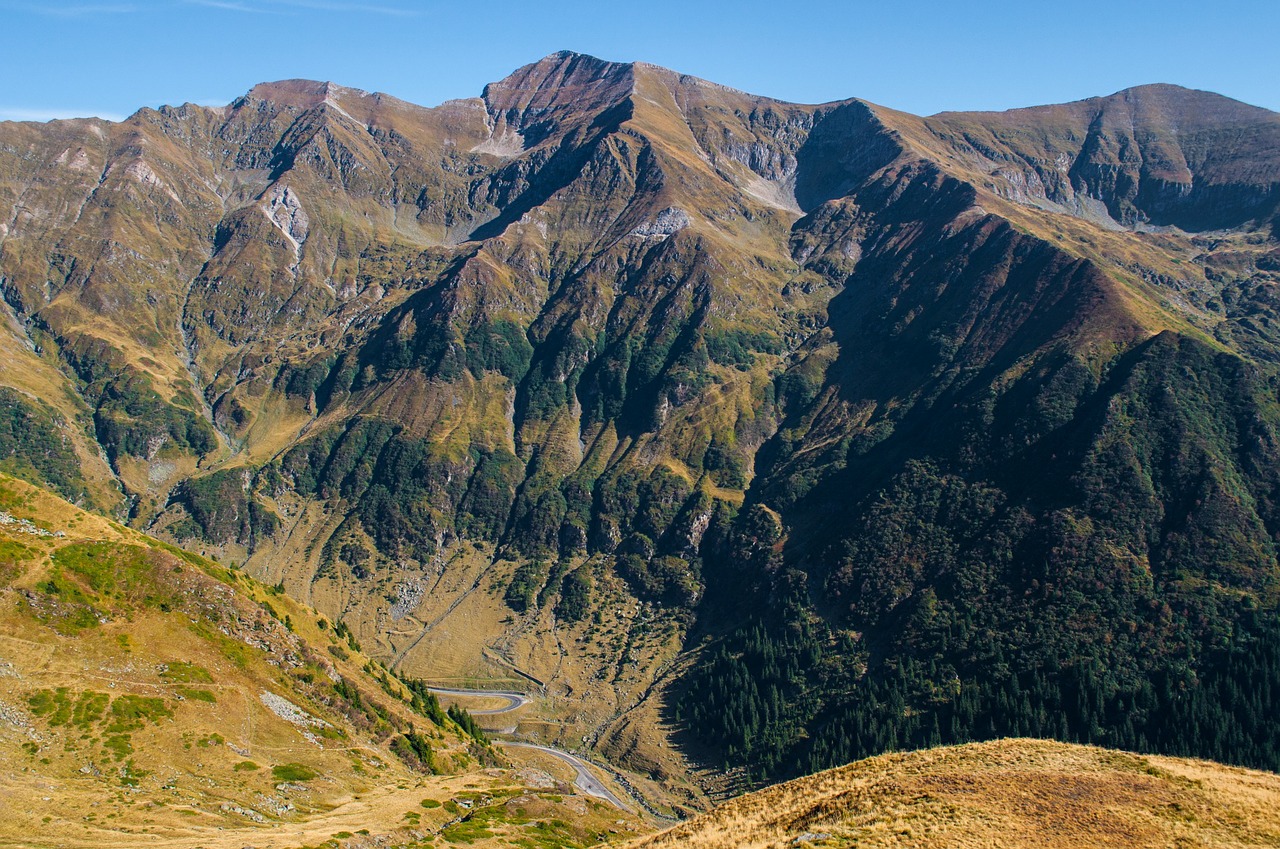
[428,686,633,812]
[427,687,531,715]
[498,741,633,812]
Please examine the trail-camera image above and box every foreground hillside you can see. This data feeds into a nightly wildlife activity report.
[0,474,644,848]
[630,739,1280,849]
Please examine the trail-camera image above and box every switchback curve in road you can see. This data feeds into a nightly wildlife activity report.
[498,741,633,812]
[427,687,531,715]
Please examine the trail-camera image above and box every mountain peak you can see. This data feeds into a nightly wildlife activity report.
[485,51,633,100]
[938,81,1277,127]
[1108,81,1270,107]
[1089,82,1279,127]
[528,49,632,76]
[245,78,331,107]
[242,79,380,112]
[481,51,636,129]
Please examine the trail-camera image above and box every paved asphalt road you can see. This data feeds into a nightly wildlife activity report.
[429,686,632,812]
[498,741,633,812]
[427,687,531,715]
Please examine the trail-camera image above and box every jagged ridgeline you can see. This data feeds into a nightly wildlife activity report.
[1,52,1279,786]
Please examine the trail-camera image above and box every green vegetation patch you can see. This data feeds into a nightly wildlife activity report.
[28,689,108,728]
[189,620,256,669]
[103,734,132,760]
[440,817,494,844]
[105,694,172,733]
[27,689,173,762]
[504,561,547,612]
[390,729,436,774]
[52,541,179,610]
[514,817,594,849]
[704,327,784,370]
[0,388,88,503]
[437,797,594,849]
[554,567,592,622]
[68,353,217,465]
[447,704,488,745]
[171,468,280,548]
[74,691,110,726]
[0,538,38,581]
[161,661,214,683]
[272,762,318,782]
[28,573,101,633]
[464,318,534,381]
[615,552,700,606]
[27,688,72,725]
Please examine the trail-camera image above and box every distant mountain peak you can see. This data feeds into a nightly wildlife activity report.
[935,81,1276,124]
[1107,81,1272,110]
[240,79,392,116]
[480,50,637,132]
[245,78,335,107]
[485,50,633,98]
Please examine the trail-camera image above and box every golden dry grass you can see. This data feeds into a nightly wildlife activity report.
[626,739,1280,849]
[0,474,649,848]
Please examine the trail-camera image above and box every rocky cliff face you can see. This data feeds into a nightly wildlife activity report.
[2,53,1279,794]
[916,83,1280,230]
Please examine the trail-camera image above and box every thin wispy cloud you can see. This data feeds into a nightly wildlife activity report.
[0,107,127,123]
[183,0,276,11]
[182,0,419,15]
[274,0,421,15]
[2,2,141,15]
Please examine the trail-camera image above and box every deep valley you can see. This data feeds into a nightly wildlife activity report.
[2,50,1280,846]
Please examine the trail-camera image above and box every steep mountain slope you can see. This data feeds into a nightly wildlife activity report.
[0,473,644,847]
[1,53,1279,798]
[924,84,1280,231]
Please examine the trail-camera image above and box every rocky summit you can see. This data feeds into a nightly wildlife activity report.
[2,50,1279,819]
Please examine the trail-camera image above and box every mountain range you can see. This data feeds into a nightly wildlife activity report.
[2,51,1279,805]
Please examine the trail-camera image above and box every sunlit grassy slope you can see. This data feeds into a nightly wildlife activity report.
[0,473,645,848]
[627,738,1280,849]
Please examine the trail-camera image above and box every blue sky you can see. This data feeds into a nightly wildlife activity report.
[2,0,1277,123]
